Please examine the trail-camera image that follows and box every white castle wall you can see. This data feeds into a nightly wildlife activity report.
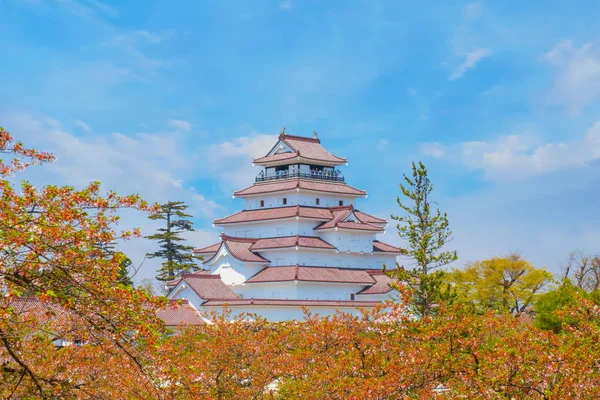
[243,193,358,210]
[168,283,204,306]
[319,230,374,253]
[223,219,318,238]
[256,249,395,269]
[205,251,265,285]
[235,281,367,301]
[200,305,371,322]
[355,292,396,302]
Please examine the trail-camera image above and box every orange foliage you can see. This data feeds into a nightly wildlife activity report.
[2,128,600,399]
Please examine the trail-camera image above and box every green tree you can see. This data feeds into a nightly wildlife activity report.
[391,161,457,317]
[534,279,600,332]
[117,256,134,286]
[450,253,554,315]
[146,201,199,281]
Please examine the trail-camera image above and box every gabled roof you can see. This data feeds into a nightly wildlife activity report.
[354,210,387,225]
[372,240,403,254]
[156,300,207,326]
[253,133,347,166]
[180,273,240,300]
[4,297,69,324]
[193,242,222,254]
[246,265,376,284]
[250,235,336,251]
[233,179,366,197]
[214,205,332,225]
[213,205,386,226]
[202,235,270,264]
[202,299,380,307]
[314,205,384,232]
[357,272,395,295]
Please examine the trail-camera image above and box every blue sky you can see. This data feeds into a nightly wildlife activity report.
[2,0,599,283]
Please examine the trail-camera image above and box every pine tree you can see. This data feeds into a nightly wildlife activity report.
[117,256,134,286]
[391,161,457,317]
[145,201,199,281]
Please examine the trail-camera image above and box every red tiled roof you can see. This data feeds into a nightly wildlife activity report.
[233,179,366,197]
[202,236,270,264]
[4,297,69,324]
[253,134,347,166]
[166,278,182,288]
[250,235,336,251]
[214,205,385,227]
[156,300,206,326]
[315,206,384,232]
[354,210,387,224]
[357,273,394,295]
[246,266,376,284]
[193,242,222,254]
[214,205,332,225]
[180,273,240,300]
[202,298,379,307]
[373,240,403,253]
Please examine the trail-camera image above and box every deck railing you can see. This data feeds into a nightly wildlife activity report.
[255,171,344,183]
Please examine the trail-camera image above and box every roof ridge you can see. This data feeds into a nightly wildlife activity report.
[280,133,320,143]
[328,204,354,211]
[220,233,259,243]
[183,273,222,279]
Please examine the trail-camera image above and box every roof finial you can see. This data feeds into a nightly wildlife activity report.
[313,129,318,140]
[280,125,286,135]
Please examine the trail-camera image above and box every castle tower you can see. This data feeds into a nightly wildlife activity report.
[167,132,401,321]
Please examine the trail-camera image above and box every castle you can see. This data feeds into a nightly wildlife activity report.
[166,131,400,321]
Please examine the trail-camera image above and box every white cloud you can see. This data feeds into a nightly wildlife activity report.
[130,30,173,44]
[168,119,192,132]
[206,134,278,189]
[463,1,482,19]
[458,122,600,178]
[73,119,91,132]
[2,112,220,283]
[449,48,492,80]
[542,40,600,115]
[377,139,388,150]
[420,142,446,158]
[279,0,292,10]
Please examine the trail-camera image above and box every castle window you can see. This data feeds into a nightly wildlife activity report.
[350,294,355,301]
[260,200,265,207]
[316,198,320,205]
[278,197,287,206]
[339,200,344,206]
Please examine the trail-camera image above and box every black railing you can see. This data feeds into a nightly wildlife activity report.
[256,171,345,183]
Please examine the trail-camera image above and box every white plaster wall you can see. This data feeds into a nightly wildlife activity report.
[167,284,204,309]
[207,252,266,285]
[243,193,357,209]
[236,281,366,301]
[355,291,397,302]
[201,305,370,322]
[258,249,396,269]
[222,219,317,238]
[319,231,374,253]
